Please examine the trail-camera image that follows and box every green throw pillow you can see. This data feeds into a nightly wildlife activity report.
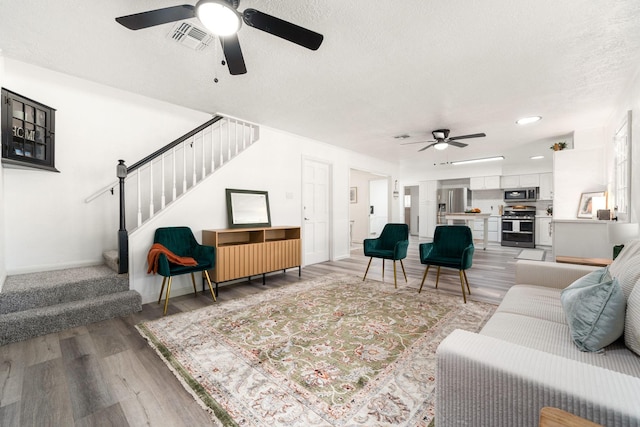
[560,267,625,352]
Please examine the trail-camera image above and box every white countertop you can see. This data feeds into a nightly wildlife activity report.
[445,213,491,218]
[552,219,611,224]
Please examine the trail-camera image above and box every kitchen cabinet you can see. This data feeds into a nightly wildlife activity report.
[519,173,540,187]
[500,173,542,189]
[501,175,520,189]
[470,175,501,190]
[473,216,500,242]
[539,172,553,200]
[536,217,553,246]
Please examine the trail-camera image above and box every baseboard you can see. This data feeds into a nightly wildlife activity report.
[7,260,105,276]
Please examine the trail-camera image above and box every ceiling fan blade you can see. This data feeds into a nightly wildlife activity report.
[449,132,486,141]
[242,8,324,50]
[400,140,434,145]
[115,5,195,30]
[418,143,436,152]
[448,141,469,148]
[220,34,247,75]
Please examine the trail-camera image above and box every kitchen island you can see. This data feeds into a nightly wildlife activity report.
[445,213,491,250]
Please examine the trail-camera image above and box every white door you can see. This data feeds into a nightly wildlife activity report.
[369,179,388,237]
[303,159,330,265]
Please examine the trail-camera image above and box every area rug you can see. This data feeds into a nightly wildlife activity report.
[515,248,546,261]
[136,273,496,426]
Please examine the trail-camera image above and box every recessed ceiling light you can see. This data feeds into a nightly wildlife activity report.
[516,116,542,125]
[530,155,544,160]
[451,156,505,166]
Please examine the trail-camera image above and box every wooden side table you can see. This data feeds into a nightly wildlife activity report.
[539,407,602,427]
[555,255,613,267]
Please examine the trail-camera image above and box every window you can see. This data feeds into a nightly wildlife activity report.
[2,88,58,172]
[613,110,631,218]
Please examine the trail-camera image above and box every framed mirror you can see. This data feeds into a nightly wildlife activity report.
[226,189,271,228]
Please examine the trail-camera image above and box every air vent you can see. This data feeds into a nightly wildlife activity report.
[168,22,214,51]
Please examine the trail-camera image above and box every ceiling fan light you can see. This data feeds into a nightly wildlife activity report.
[434,142,449,150]
[196,0,241,36]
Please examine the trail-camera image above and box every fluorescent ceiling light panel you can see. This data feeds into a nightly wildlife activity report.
[530,155,544,160]
[516,116,542,125]
[451,156,505,166]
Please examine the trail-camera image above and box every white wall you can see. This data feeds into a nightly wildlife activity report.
[606,69,640,224]
[553,143,607,220]
[1,59,211,274]
[129,126,397,303]
[0,51,6,289]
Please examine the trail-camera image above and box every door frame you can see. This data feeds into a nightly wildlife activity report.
[302,156,333,265]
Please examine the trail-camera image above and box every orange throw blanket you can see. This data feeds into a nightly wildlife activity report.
[147,243,198,274]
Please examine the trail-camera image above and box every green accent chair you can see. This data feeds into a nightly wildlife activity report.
[363,223,409,288]
[154,226,217,315]
[418,225,474,303]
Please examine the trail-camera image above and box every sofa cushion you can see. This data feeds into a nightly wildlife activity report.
[626,283,640,356]
[560,268,625,352]
[609,238,640,298]
[495,284,566,324]
[480,312,640,377]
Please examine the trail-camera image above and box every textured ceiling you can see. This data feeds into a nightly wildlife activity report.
[2,1,640,172]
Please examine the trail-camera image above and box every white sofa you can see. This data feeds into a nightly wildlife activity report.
[436,239,640,426]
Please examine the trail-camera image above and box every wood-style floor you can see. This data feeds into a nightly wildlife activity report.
[0,241,539,426]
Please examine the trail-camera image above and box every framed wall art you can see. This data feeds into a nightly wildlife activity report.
[577,191,607,219]
[226,189,271,228]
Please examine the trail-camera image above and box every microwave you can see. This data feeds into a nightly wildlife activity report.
[504,188,538,202]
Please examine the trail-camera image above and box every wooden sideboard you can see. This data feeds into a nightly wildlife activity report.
[202,226,301,295]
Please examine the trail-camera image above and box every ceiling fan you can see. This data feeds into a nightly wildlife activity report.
[115,0,324,76]
[401,129,486,151]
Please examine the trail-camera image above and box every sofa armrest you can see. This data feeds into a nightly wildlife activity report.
[515,260,599,289]
[436,329,640,427]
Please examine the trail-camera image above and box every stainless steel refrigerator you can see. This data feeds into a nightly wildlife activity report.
[437,188,471,224]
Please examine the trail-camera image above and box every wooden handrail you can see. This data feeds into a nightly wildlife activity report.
[127,115,223,173]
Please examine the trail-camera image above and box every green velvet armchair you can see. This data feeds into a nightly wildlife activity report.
[363,223,409,288]
[153,226,217,315]
[418,225,474,303]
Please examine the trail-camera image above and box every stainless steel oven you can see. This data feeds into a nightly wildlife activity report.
[501,205,536,248]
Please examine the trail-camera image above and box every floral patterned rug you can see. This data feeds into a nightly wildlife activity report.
[137,273,496,426]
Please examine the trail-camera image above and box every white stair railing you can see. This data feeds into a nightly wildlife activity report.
[85,115,259,232]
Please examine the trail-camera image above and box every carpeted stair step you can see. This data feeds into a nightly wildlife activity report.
[103,249,120,273]
[0,265,129,314]
[0,290,142,346]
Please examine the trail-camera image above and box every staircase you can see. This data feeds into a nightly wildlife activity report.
[0,115,258,345]
[88,115,260,232]
[0,265,141,346]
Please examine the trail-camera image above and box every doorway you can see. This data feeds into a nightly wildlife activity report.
[349,169,390,245]
[369,179,388,237]
[303,158,331,265]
